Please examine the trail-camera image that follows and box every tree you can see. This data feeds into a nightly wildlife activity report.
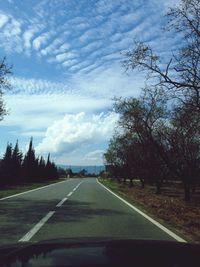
[0,137,59,186]
[0,143,13,186]
[104,136,125,182]
[37,156,46,182]
[45,153,59,180]
[66,168,73,177]
[105,84,200,200]
[58,167,67,178]
[113,87,169,193]
[115,0,200,200]
[22,138,38,182]
[79,169,87,177]
[12,140,23,184]
[122,0,200,111]
[167,103,200,200]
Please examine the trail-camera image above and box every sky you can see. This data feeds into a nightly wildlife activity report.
[0,0,180,165]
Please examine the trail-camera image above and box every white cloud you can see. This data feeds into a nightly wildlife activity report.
[23,25,42,50]
[2,93,111,131]
[0,15,24,53]
[83,149,105,163]
[95,0,120,14]
[81,41,102,53]
[9,76,69,94]
[79,28,98,43]
[0,12,9,28]
[3,18,21,36]
[36,111,119,156]
[70,64,143,98]
[62,59,78,67]
[55,51,78,62]
[21,131,45,137]
[40,37,63,56]
[0,0,180,165]
[32,31,52,50]
[55,43,70,53]
[74,22,90,31]
[0,0,176,74]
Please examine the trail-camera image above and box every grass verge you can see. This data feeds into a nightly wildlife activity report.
[98,178,200,243]
[0,178,67,199]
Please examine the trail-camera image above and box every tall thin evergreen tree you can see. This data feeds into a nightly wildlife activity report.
[0,143,13,185]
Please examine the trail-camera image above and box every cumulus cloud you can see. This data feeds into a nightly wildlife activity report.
[36,112,119,156]
[0,0,181,164]
[2,93,111,131]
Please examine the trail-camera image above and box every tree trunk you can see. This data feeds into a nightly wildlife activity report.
[156,180,161,194]
[184,182,191,201]
[129,178,133,187]
[140,178,145,188]
[192,183,196,193]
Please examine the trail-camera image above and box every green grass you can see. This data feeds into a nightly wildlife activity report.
[0,178,67,199]
[99,178,120,192]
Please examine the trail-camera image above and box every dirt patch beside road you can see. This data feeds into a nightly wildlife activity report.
[99,178,200,243]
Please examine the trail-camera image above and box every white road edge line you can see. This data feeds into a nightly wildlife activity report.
[19,211,55,242]
[0,180,70,201]
[96,179,186,243]
[56,197,68,207]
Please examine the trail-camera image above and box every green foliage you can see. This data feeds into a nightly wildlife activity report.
[0,138,59,187]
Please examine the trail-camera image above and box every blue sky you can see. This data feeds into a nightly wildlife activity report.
[0,0,179,165]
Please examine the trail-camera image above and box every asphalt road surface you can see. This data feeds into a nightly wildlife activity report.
[0,178,185,245]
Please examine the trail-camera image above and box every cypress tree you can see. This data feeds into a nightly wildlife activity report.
[22,138,37,183]
[12,140,23,184]
[45,153,59,180]
[38,156,46,182]
[0,143,13,186]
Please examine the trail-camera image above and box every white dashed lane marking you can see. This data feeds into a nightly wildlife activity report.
[18,180,83,242]
[56,197,68,207]
[19,211,55,242]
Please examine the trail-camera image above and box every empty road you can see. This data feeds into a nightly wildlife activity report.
[0,178,185,245]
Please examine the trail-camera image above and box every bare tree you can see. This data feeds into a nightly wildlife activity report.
[111,87,170,194]
[123,0,200,110]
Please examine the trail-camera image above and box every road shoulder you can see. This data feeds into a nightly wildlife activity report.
[97,178,192,243]
[0,179,69,200]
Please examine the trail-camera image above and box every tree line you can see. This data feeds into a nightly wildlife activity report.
[104,0,200,201]
[0,138,59,187]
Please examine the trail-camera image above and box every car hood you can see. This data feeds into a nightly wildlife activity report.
[0,237,200,267]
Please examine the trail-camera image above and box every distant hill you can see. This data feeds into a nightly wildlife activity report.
[57,165,105,175]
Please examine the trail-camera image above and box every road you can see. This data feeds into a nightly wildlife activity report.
[0,178,185,245]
